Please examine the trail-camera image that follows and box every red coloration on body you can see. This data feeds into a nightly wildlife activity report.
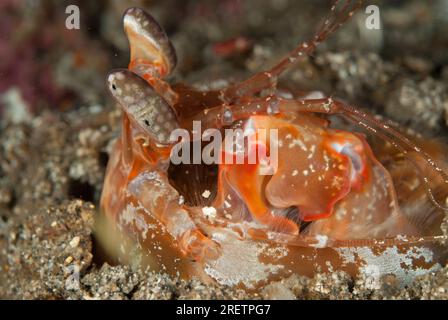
[100,2,448,289]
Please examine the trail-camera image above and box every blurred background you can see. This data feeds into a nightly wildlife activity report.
[1,0,448,299]
[1,0,448,117]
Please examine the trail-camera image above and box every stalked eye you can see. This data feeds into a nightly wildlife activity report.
[99,4,448,293]
[106,69,179,145]
[123,7,177,77]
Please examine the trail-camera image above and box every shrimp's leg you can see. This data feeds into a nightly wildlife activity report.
[221,0,363,101]
[107,70,218,261]
[127,168,221,262]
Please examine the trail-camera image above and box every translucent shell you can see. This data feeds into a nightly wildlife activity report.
[124,7,177,77]
[101,111,448,289]
[214,114,412,239]
[100,5,448,290]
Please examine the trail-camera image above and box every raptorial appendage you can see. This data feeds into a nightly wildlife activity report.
[100,3,448,289]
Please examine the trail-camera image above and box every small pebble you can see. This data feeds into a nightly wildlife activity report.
[69,236,80,248]
[202,190,211,198]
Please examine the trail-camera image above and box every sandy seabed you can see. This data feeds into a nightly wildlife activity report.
[1,0,448,299]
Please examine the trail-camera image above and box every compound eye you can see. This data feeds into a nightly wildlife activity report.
[107,69,179,145]
[123,7,177,77]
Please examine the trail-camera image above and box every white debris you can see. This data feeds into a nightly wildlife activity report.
[311,234,328,248]
[202,190,211,199]
[202,206,217,220]
[69,236,80,248]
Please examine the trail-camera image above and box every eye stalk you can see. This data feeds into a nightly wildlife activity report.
[123,7,177,77]
[107,69,179,145]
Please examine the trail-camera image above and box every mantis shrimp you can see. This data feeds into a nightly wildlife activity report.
[100,1,448,289]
